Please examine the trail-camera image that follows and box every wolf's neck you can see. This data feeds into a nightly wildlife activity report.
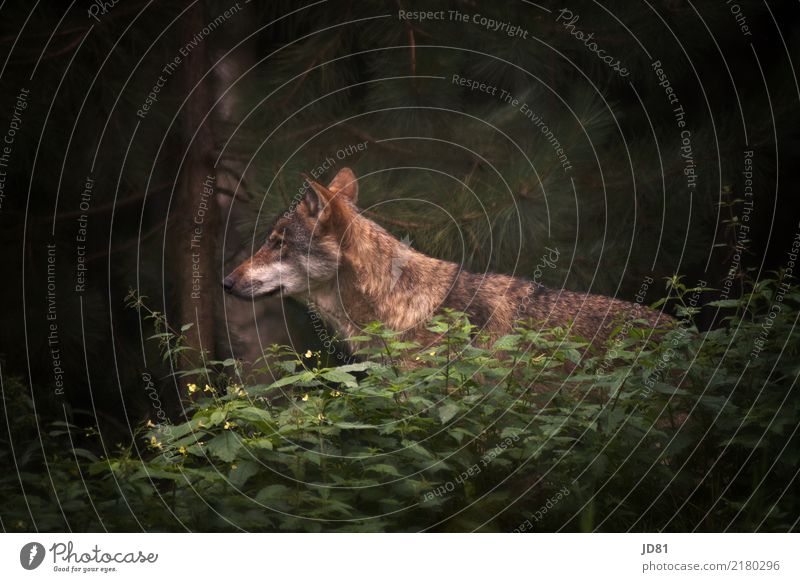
[305,213,456,341]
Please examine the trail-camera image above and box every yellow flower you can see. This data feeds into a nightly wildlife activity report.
[330,390,343,398]
[145,420,155,428]
[429,351,436,356]
[204,384,215,393]
[178,446,187,455]
[301,393,309,402]
[304,350,313,358]
[317,413,326,422]
[231,464,237,470]
[224,421,235,430]
[149,436,162,450]
[187,383,198,394]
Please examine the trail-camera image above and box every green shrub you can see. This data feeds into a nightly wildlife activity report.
[2,278,798,532]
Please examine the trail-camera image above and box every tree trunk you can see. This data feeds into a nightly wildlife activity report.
[171,2,217,368]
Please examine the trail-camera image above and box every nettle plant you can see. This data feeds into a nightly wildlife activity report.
[96,278,796,531]
[3,278,796,532]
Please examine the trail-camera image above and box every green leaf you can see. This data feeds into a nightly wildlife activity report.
[70,448,99,463]
[438,402,461,424]
[321,369,358,388]
[493,334,521,350]
[209,410,226,426]
[268,371,316,389]
[247,437,274,450]
[206,432,242,463]
[234,406,275,427]
[256,484,292,503]
[366,463,402,477]
[334,362,383,373]
[228,460,259,488]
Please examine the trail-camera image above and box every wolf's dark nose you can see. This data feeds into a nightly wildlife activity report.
[222,276,234,293]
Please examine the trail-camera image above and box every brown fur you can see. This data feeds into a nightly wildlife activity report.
[223,168,672,354]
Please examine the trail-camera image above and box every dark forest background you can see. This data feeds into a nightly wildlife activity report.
[0,0,799,532]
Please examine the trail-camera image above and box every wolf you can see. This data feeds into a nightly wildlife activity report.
[223,168,672,355]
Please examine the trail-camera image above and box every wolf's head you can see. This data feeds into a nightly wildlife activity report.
[223,168,359,299]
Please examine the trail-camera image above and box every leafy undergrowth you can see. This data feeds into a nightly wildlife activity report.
[2,278,799,532]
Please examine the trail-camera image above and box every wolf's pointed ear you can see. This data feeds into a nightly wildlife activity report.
[327,167,358,204]
[301,174,334,220]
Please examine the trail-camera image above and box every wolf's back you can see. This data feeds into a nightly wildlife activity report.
[443,269,669,341]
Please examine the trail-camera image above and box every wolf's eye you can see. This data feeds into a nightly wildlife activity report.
[269,235,283,249]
